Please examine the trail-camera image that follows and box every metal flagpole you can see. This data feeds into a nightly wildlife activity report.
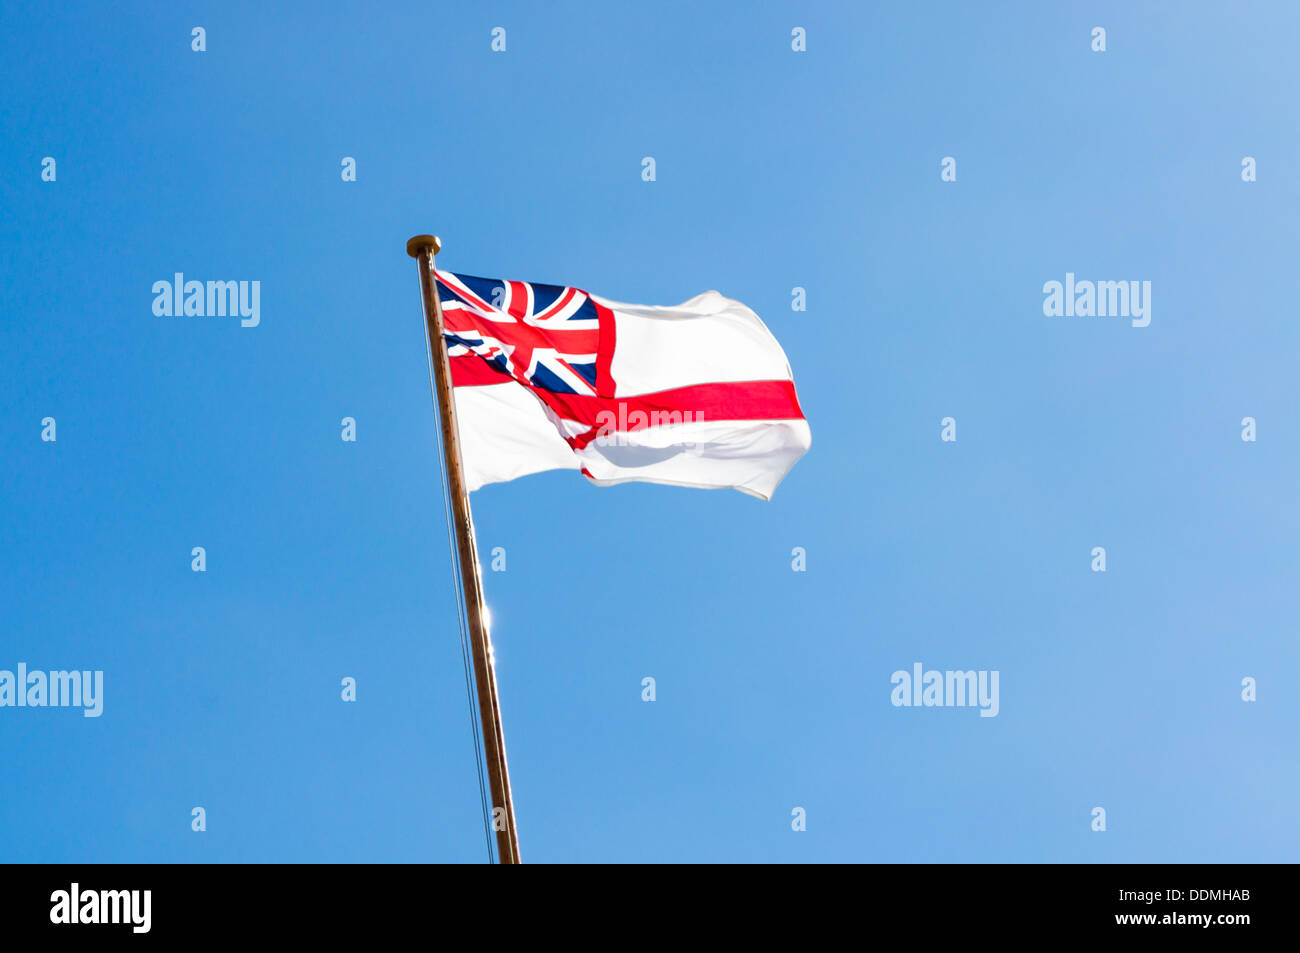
[407,234,522,864]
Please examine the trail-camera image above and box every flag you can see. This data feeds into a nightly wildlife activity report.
[435,271,810,500]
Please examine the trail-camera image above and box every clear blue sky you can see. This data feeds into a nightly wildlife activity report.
[2,1,1298,863]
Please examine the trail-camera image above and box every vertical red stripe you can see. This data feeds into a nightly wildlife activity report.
[506,281,529,319]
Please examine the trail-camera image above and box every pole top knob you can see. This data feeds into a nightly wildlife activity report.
[406,234,442,258]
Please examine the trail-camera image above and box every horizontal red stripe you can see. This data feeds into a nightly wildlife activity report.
[450,354,512,386]
[451,373,803,425]
[450,358,804,450]
[549,381,805,449]
[551,379,803,427]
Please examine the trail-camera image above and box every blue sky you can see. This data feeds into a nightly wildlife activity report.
[2,1,1298,862]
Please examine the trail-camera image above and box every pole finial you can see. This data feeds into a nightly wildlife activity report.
[406,234,441,258]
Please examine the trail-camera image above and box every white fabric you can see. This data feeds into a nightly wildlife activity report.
[595,290,798,392]
[455,382,580,488]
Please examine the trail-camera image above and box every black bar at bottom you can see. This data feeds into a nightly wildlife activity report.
[0,863,1280,939]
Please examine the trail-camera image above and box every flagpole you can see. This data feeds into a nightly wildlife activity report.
[407,234,522,865]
